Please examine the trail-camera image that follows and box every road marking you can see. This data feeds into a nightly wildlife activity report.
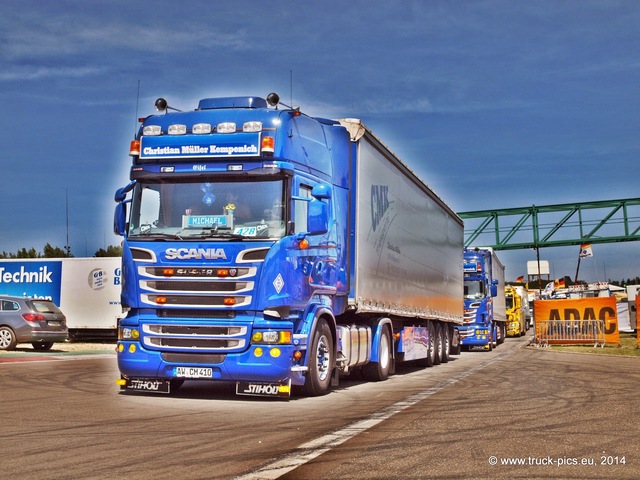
[233,348,515,480]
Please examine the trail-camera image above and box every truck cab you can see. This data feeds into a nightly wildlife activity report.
[458,247,506,350]
[505,285,526,337]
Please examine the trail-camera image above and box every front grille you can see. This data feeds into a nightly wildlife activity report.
[157,309,236,319]
[147,337,242,348]
[162,352,226,364]
[141,322,248,351]
[147,324,243,335]
[148,295,247,306]
[148,280,247,292]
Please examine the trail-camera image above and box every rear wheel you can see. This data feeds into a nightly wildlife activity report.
[433,323,443,365]
[362,326,392,381]
[440,324,451,363]
[302,319,334,396]
[0,326,17,351]
[32,342,54,351]
[417,321,436,367]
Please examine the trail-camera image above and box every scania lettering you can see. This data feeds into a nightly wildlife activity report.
[114,93,464,397]
[164,247,227,260]
[458,247,507,350]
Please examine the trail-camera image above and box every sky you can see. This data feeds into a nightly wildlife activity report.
[1,0,639,283]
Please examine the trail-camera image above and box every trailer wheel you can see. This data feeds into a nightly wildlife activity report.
[32,342,54,351]
[0,326,17,351]
[433,323,443,365]
[417,321,436,367]
[302,319,334,396]
[450,326,461,356]
[440,324,450,363]
[362,326,391,382]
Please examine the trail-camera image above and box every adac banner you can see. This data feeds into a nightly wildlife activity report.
[534,297,620,345]
[0,261,63,305]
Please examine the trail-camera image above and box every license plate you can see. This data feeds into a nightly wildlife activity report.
[236,381,291,398]
[174,366,213,378]
[47,321,61,326]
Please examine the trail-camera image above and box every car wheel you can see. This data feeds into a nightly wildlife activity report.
[32,342,54,351]
[0,326,18,351]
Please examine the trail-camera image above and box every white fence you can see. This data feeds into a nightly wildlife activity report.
[535,319,606,348]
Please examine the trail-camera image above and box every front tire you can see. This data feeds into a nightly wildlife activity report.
[362,326,392,381]
[0,326,17,351]
[302,319,334,396]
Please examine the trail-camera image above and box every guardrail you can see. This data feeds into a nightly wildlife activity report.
[534,319,606,348]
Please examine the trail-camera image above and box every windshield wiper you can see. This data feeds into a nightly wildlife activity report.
[185,230,246,240]
[129,232,184,240]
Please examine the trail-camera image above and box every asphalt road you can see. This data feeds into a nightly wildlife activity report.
[1,335,638,480]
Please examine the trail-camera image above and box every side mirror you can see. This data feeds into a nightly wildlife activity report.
[115,181,136,203]
[114,203,127,236]
[490,284,498,297]
[307,198,328,235]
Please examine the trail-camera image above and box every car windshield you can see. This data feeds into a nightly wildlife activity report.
[464,280,485,300]
[128,178,286,240]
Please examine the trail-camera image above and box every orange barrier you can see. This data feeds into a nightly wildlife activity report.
[534,297,620,346]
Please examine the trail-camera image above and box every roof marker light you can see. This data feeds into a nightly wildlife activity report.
[193,123,212,134]
[143,125,162,136]
[262,136,275,153]
[129,140,141,156]
[217,122,236,133]
[168,124,187,135]
[243,121,262,132]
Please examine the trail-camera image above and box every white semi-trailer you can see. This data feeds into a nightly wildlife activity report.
[0,257,122,339]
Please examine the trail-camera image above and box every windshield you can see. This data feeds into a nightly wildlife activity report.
[464,280,485,300]
[128,178,286,240]
[505,294,514,310]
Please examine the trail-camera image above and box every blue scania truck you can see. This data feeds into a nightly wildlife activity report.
[458,247,506,350]
[113,93,463,397]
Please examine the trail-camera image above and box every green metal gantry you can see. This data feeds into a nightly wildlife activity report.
[458,197,640,250]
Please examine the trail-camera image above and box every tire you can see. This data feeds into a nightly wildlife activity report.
[302,319,334,396]
[450,327,461,356]
[496,323,505,345]
[362,326,392,382]
[433,322,443,365]
[170,379,185,394]
[417,321,436,367]
[0,326,17,351]
[32,342,54,351]
[440,323,451,363]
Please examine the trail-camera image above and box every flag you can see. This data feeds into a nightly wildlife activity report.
[579,243,593,258]
[516,276,524,282]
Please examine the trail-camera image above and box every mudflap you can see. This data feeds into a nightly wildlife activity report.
[121,377,171,394]
[236,380,292,398]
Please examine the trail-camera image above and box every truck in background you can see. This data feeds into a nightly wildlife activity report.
[113,92,464,397]
[459,247,506,350]
[0,258,122,340]
[505,285,527,337]
[625,285,639,332]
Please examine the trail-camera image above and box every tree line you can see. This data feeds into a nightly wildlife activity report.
[0,243,122,258]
